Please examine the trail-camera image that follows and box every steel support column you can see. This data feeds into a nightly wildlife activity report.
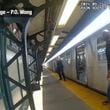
[21,18,35,110]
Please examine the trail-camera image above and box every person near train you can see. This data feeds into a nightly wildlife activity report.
[56,58,66,81]
[103,29,110,105]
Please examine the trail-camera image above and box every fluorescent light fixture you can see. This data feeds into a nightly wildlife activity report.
[44,58,47,62]
[46,53,50,56]
[46,8,110,63]
[58,0,80,26]
[103,29,109,32]
[47,47,53,53]
[50,35,59,46]
[13,28,16,33]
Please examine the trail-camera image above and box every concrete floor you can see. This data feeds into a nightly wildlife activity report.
[40,69,91,110]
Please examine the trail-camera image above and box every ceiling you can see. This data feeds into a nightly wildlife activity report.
[46,0,95,60]
[2,0,64,63]
[55,4,86,46]
[28,0,45,36]
[27,0,86,53]
[2,0,92,62]
[46,0,86,59]
[28,10,45,36]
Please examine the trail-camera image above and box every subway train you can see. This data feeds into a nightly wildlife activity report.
[48,24,110,94]
[1,0,110,109]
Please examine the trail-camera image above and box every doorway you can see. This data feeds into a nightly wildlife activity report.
[76,44,87,84]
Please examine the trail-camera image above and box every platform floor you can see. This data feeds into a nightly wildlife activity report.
[31,69,110,110]
[43,69,92,110]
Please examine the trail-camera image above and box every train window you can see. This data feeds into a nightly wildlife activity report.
[97,37,106,61]
[66,51,71,64]
[76,43,87,83]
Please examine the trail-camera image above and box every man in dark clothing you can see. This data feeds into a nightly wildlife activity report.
[103,29,110,104]
[57,59,66,81]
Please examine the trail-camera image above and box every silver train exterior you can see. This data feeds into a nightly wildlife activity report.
[48,24,110,94]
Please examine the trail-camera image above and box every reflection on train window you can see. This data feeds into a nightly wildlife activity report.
[66,51,71,64]
[97,37,106,61]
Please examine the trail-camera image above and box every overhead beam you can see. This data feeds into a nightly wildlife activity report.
[39,33,44,37]
[62,31,69,34]
[59,37,65,39]
[29,30,45,40]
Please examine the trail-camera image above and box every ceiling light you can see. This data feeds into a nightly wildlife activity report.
[58,0,80,26]
[50,35,59,46]
[13,28,16,33]
[47,47,53,53]
[43,58,47,63]
[46,53,50,56]
[46,8,110,63]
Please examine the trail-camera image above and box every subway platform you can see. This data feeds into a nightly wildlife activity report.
[31,69,110,110]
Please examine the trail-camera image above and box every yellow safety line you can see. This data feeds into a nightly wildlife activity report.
[48,70,110,110]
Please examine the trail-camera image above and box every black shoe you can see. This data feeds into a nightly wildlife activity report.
[59,78,62,80]
[103,100,110,105]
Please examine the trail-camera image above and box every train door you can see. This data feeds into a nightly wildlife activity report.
[76,44,87,84]
[65,51,72,77]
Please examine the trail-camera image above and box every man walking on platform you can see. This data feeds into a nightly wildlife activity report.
[57,58,66,81]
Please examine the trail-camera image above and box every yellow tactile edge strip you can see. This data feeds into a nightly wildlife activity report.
[48,69,110,110]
